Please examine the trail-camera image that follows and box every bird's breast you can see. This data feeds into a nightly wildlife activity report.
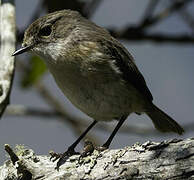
[46,60,145,121]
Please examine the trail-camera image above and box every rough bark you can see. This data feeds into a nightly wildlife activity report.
[0,138,194,180]
[0,0,16,117]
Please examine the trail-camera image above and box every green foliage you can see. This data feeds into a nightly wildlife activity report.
[21,56,47,88]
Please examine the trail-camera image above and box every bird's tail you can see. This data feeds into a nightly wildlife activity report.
[146,103,184,135]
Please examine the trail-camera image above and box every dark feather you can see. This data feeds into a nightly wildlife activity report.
[98,39,153,102]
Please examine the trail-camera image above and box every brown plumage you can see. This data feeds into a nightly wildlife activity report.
[13,10,184,169]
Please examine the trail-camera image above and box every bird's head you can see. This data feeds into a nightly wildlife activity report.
[13,10,82,61]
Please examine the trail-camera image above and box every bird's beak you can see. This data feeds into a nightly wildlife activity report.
[12,45,33,56]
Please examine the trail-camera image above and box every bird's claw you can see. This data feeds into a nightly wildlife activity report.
[49,140,108,170]
[79,139,94,162]
[49,151,62,162]
[95,145,108,152]
[49,149,79,170]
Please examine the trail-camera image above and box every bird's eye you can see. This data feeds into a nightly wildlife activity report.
[38,25,52,37]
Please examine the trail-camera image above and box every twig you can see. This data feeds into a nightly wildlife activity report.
[109,28,194,44]
[4,144,19,165]
[141,0,159,25]
[179,8,194,34]
[140,0,191,28]
[5,105,193,136]
[5,104,60,117]
[4,144,33,179]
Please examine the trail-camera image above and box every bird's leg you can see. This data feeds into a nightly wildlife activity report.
[50,120,97,170]
[97,116,127,151]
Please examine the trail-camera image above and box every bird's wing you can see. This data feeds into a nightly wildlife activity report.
[97,39,153,102]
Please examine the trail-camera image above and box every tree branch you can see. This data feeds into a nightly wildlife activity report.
[1,138,194,179]
[0,0,16,117]
[5,105,194,135]
[109,28,194,44]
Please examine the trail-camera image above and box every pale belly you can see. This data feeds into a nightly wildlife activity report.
[49,66,146,121]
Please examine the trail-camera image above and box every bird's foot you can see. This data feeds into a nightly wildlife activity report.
[79,139,95,162]
[95,145,108,152]
[49,149,79,170]
[49,151,62,162]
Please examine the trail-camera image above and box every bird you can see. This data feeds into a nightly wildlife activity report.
[13,9,184,169]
